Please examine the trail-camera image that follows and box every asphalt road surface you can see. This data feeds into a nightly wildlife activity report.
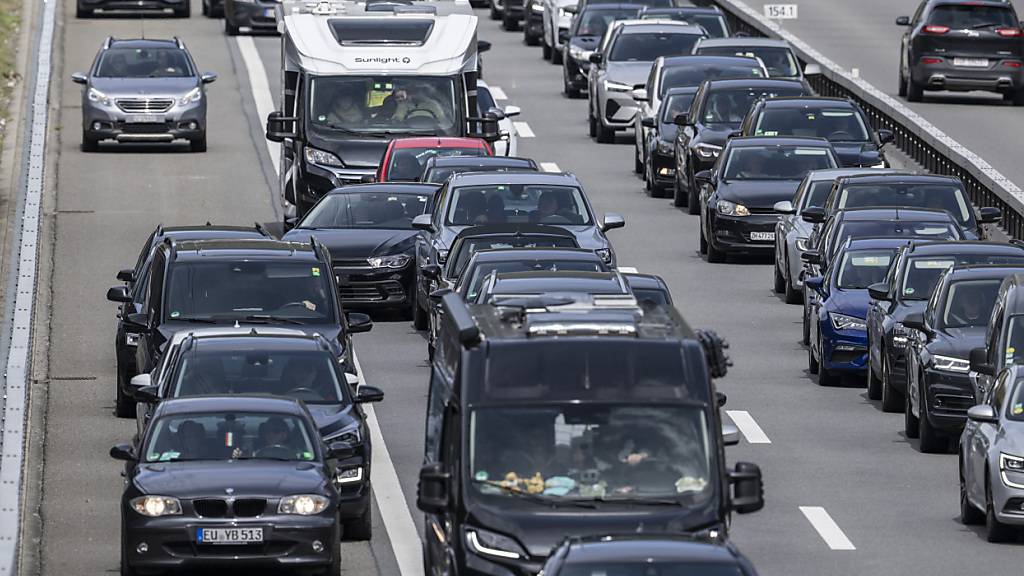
[31,1,1024,576]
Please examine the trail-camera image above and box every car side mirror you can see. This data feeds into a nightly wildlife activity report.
[430,287,453,301]
[422,264,442,281]
[728,129,742,139]
[631,87,648,102]
[132,384,159,404]
[716,391,727,407]
[601,212,625,232]
[477,40,492,53]
[722,423,739,446]
[801,251,821,265]
[979,206,1002,224]
[346,312,373,334]
[589,52,603,64]
[967,404,998,424]
[117,268,135,283]
[130,373,152,389]
[640,116,656,128]
[71,72,88,85]
[803,63,821,76]
[895,15,911,26]
[109,443,136,462]
[200,72,218,84]
[969,347,994,376]
[730,462,764,514]
[804,276,824,294]
[801,206,826,223]
[673,113,689,126]
[106,285,132,303]
[265,111,297,143]
[867,282,890,301]
[355,385,384,403]
[126,312,150,329]
[412,214,435,232]
[417,462,451,514]
[694,169,713,185]
[902,311,928,334]
[773,200,795,215]
[877,128,894,145]
[502,105,521,118]
[327,440,356,460]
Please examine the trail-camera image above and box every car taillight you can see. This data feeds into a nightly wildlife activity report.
[923,24,949,34]
[997,27,1022,37]
[1003,60,1023,68]
[921,57,944,65]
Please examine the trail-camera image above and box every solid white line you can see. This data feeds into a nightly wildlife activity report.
[235,37,280,175]
[489,86,508,100]
[540,162,561,172]
[513,121,535,138]
[725,410,771,444]
[799,506,856,551]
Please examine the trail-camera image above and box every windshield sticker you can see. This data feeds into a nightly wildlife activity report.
[475,470,489,482]
[544,476,576,496]
[1014,404,1023,416]
[822,111,855,117]
[904,288,915,295]
[302,451,314,461]
[170,311,180,318]
[913,260,954,269]
[157,451,180,462]
[317,115,327,122]
[1007,347,1015,363]
[851,255,891,266]
[794,149,827,155]
[224,432,234,447]
[311,267,321,277]
[675,476,707,493]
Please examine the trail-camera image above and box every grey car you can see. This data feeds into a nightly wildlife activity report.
[71,38,216,153]
[772,168,898,304]
[960,364,1024,542]
[224,0,281,35]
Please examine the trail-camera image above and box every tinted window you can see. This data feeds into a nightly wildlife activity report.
[310,76,458,136]
[144,412,316,463]
[754,105,870,141]
[660,93,696,122]
[661,65,764,91]
[609,32,702,62]
[723,145,835,180]
[96,47,193,78]
[640,13,729,38]
[328,19,434,44]
[942,279,1002,329]
[800,180,835,210]
[447,184,592,226]
[387,147,487,182]
[560,563,743,576]
[836,250,895,289]
[903,255,1024,299]
[573,8,641,36]
[701,85,804,125]
[424,164,532,184]
[301,191,429,228]
[696,45,799,77]
[832,222,960,257]
[928,5,1017,28]
[837,182,971,225]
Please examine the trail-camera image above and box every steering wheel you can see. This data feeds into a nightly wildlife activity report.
[279,301,310,309]
[827,130,854,141]
[540,214,573,224]
[287,387,323,401]
[407,108,439,120]
[255,444,293,459]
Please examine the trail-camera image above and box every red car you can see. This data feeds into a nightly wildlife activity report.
[375,137,493,182]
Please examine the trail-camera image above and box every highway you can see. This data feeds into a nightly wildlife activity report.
[25,1,1024,576]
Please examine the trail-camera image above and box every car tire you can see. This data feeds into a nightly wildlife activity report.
[880,354,903,413]
[413,298,429,331]
[686,166,699,215]
[818,365,840,386]
[502,15,518,31]
[595,122,614,144]
[225,16,240,35]
[918,393,946,453]
[563,82,579,98]
[190,134,207,153]
[698,223,707,255]
[542,41,552,60]
[588,107,597,138]
[706,231,725,263]
[784,261,801,304]
[77,2,93,17]
[81,130,99,153]
[634,149,644,174]
[525,29,540,46]
[904,390,919,439]
[343,504,372,541]
[807,338,819,374]
[867,346,882,400]
[986,477,1015,543]
[490,3,500,19]
[801,298,811,346]
[551,48,563,65]
[202,0,209,15]
[175,2,190,17]
[672,172,688,208]
[773,260,786,294]
[906,76,923,102]
[1011,89,1024,107]
[960,458,984,525]
[114,367,137,419]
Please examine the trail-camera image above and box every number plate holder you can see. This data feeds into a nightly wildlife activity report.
[196,527,265,544]
[952,58,989,68]
[749,231,775,242]
[125,114,165,124]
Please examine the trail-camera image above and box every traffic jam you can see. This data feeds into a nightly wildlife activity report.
[46,0,1024,573]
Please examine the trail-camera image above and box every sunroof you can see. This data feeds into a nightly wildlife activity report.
[328,18,434,45]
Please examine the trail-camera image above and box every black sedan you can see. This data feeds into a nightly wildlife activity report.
[283,183,439,315]
[696,137,839,262]
[561,4,643,98]
[640,86,697,198]
[541,534,759,576]
[111,396,350,575]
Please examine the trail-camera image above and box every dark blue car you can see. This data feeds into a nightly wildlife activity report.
[807,238,911,385]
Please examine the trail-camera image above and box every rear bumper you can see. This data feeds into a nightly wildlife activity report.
[227,1,280,30]
[912,58,1024,92]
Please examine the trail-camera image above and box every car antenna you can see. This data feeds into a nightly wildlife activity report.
[139,13,146,39]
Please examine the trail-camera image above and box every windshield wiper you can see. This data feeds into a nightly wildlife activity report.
[470,480,596,508]
[319,123,386,138]
[570,495,687,506]
[243,314,305,325]
[970,22,1000,29]
[169,316,216,324]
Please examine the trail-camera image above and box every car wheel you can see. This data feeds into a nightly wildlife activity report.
[672,170,688,208]
[634,148,644,174]
[413,297,429,331]
[525,29,540,46]
[705,229,725,263]
[917,392,947,453]
[986,476,1016,543]
[77,2,93,17]
[490,3,500,19]
[1011,90,1024,107]
[542,41,552,60]
[698,223,707,255]
[818,364,840,386]
[595,122,614,144]
[801,298,810,345]
[784,260,801,304]
[960,457,984,525]
[551,48,563,65]
[502,15,518,31]
[202,0,209,15]
[175,2,190,17]
[807,337,819,375]
[880,354,903,413]
[898,70,907,97]
[563,82,579,98]
[906,76,923,102]
[686,166,699,215]
[190,133,207,153]
[773,259,786,294]
[81,130,99,153]
[867,341,882,399]
[588,107,597,138]
[343,503,372,541]
[114,367,137,419]
[225,16,240,35]
[904,388,919,439]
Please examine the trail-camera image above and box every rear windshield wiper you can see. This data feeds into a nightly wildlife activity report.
[969,22,1001,29]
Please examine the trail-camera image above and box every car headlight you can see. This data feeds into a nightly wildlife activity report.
[717,200,750,217]
[130,496,182,517]
[178,87,202,106]
[656,139,673,154]
[568,45,592,61]
[930,354,970,373]
[436,249,449,264]
[830,312,866,332]
[891,325,908,347]
[125,332,140,347]
[594,248,612,264]
[795,237,810,252]
[278,494,330,515]
[557,7,567,17]
[323,427,361,444]
[368,254,412,269]
[530,2,544,13]
[694,143,722,159]
[335,467,364,485]
[1000,453,1024,488]
[304,146,344,168]
[604,81,632,93]
[88,87,111,106]
[465,527,528,560]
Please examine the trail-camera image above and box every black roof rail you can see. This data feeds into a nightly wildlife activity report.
[254,221,270,237]
[162,236,178,259]
[155,223,164,237]
[441,292,480,347]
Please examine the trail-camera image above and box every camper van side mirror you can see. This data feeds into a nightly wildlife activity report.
[730,462,764,514]
[265,111,297,143]
[417,462,450,514]
[477,40,492,53]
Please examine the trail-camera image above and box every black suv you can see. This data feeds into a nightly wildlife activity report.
[897,0,1024,104]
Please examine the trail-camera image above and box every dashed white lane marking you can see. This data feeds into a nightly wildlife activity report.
[490,86,508,100]
[513,121,535,138]
[540,162,561,172]
[799,506,856,551]
[725,410,771,444]
[238,38,424,576]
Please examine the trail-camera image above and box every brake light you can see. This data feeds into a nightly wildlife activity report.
[923,25,949,34]
[1003,60,1023,68]
[921,57,944,65]
[997,27,1022,37]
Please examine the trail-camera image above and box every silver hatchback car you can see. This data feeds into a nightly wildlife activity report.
[71,37,217,152]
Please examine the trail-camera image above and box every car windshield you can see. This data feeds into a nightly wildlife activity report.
[387,147,487,182]
[800,180,836,210]
[170,348,345,404]
[722,145,835,180]
[660,65,764,92]
[1007,374,1024,421]
[837,183,971,225]
[832,222,960,258]
[903,254,1024,299]
[941,279,1001,329]
[835,250,895,289]
[95,47,193,78]
[300,191,429,229]
[424,164,533,184]
[609,32,702,62]
[641,13,728,38]
[696,46,799,77]
[702,86,805,126]
[143,412,317,463]
[309,76,458,136]
[469,405,711,503]
[560,563,743,576]
[574,8,641,36]
[660,93,696,123]
[446,184,592,226]
[164,261,335,322]
[1005,316,1024,370]
[463,259,606,300]
[928,5,1017,29]
[753,106,871,142]
[449,236,580,278]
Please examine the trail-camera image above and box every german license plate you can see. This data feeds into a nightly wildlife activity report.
[953,58,988,68]
[750,231,775,241]
[196,527,264,544]
[264,7,275,16]
[125,114,164,124]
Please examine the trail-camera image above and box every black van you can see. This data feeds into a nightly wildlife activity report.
[416,293,761,575]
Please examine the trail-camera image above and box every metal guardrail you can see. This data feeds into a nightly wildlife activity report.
[708,0,1024,239]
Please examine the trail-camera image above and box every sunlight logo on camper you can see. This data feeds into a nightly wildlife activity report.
[354,56,413,65]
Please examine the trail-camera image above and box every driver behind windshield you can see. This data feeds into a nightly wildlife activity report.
[379,78,450,126]
[327,87,366,126]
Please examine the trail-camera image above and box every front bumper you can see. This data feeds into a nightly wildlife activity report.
[649,147,675,187]
[83,99,205,143]
[601,92,639,129]
[227,1,280,30]
[564,55,590,89]
[525,11,543,36]
[912,57,1024,92]
[708,212,778,254]
[332,260,415,309]
[460,550,544,576]
[922,368,975,433]
[820,326,868,372]
[297,161,375,207]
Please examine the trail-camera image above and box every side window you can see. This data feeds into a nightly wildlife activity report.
[991,371,1010,412]
[432,184,449,228]
[424,368,448,462]
[689,85,705,124]
[146,251,166,321]
[646,64,659,98]
[133,232,157,275]
[990,304,1005,367]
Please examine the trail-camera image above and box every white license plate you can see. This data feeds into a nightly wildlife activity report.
[264,8,275,16]
[196,527,264,544]
[125,114,164,124]
[749,231,775,241]
[953,58,989,68]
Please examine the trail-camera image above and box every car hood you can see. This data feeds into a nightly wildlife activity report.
[893,301,927,323]
[307,132,389,170]
[439,224,608,253]
[159,322,343,358]
[605,61,654,87]
[695,125,738,148]
[90,77,199,97]
[657,123,678,143]
[306,403,360,437]
[134,460,326,498]
[714,179,802,210]
[929,326,987,358]
[285,228,419,259]
[825,288,871,319]
[829,141,883,168]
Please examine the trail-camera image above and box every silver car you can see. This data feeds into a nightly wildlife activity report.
[71,37,216,153]
[772,168,897,304]
[960,365,1024,542]
[540,0,576,63]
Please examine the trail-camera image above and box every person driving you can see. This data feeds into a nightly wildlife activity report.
[532,192,561,223]
[282,359,337,400]
[252,417,295,457]
[948,287,987,326]
[327,89,365,125]
[380,79,448,124]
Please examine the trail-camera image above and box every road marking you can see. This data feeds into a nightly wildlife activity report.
[540,162,561,172]
[513,121,535,138]
[238,38,424,576]
[725,410,771,444]
[235,37,280,175]
[799,506,856,551]
[489,85,508,100]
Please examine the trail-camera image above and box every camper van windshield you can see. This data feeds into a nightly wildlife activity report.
[310,76,459,136]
